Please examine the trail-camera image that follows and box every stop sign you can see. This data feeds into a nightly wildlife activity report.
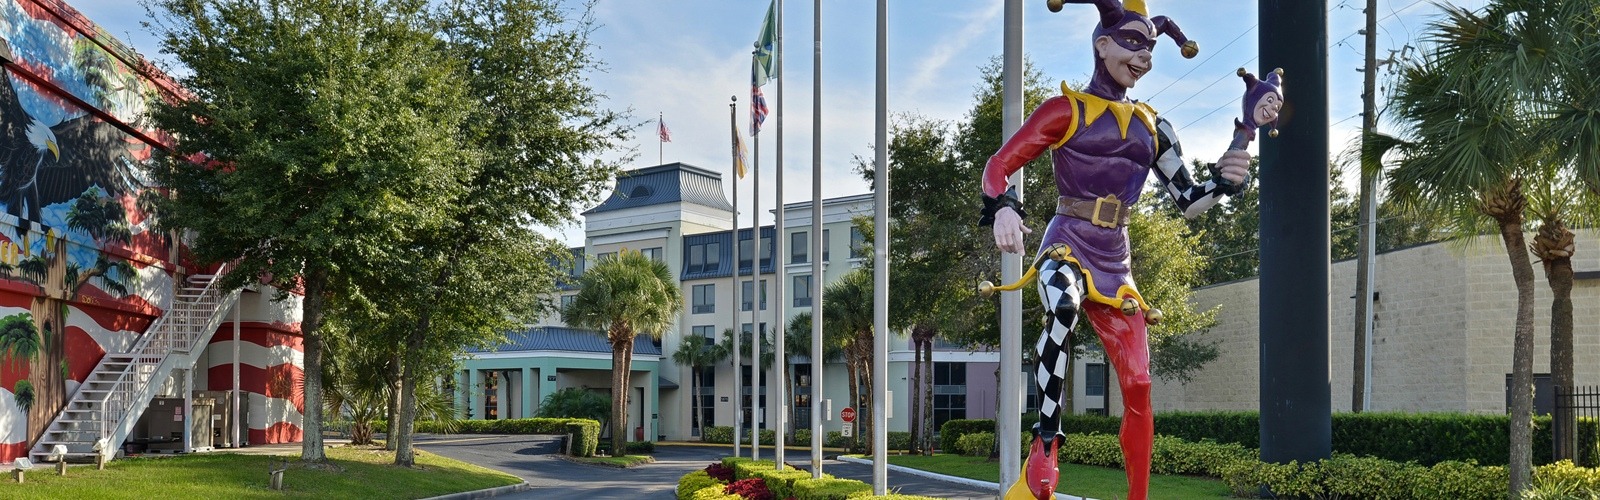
[841,407,856,423]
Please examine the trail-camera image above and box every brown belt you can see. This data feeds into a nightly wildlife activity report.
[1057,194,1130,229]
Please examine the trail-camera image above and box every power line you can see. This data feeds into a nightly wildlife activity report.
[1149,26,1255,103]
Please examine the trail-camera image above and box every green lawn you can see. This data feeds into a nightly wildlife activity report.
[2,445,521,499]
[884,454,1233,500]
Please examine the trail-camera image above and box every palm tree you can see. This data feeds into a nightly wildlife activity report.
[1364,1,1581,491]
[562,250,682,454]
[784,311,846,443]
[1527,1,1600,463]
[671,334,727,437]
[719,326,773,445]
[822,269,873,449]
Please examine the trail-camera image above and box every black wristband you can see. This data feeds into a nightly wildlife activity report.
[979,187,1027,227]
[1208,163,1251,195]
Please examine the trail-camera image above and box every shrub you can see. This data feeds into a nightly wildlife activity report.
[750,467,813,500]
[724,478,774,500]
[692,485,742,500]
[706,462,736,482]
[956,432,995,457]
[536,387,611,422]
[626,441,655,454]
[938,419,995,453]
[1057,433,1125,468]
[884,431,912,451]
[1319,453,1418,499]
[1408,460,1507,500]
[679,470,722,500]
[825,431,852,449]
[703,426,734,444]
[1525,460,1600,500]
[791,477,872,500]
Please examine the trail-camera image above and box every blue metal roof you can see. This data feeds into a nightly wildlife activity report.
[465,326,663,356]
[583,163,735,215]
[680,226,777,280]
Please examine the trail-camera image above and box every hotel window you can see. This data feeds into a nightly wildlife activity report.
[640,247,663,262]
[560,294,576,311]
[742,280,767,311]
[692,284,715,314]
[739,233,775,269]
[791,232,808,264]
[793,275,812,308]
[823,229,830,262]
[933,362,967,431]
[1085,363,1107,397]
[848,227,866,259]
[692,325,716,341]
[685,241,721,274]
[596,251,617,263]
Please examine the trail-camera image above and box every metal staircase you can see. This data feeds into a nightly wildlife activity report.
[29,266,240,463]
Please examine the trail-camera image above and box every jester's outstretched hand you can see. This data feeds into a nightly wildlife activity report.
[980,2,1279,500]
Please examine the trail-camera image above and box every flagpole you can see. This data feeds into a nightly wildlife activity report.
[772,0,787,472]
[998,1,1025,494]
[809,0,824,479]
[658,112,664,165]
[752,133,762,463]
[730,97,743,459]
[871,0,889,493]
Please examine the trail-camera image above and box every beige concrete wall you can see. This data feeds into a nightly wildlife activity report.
[1147,229,1600,415]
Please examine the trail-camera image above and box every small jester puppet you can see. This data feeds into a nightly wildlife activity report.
[977,1,1283,499]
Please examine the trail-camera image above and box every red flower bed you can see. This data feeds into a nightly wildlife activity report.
[705,462,736,482]
[723,478,773,500]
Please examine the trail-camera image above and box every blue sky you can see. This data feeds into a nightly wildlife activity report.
[72,0,1488,246]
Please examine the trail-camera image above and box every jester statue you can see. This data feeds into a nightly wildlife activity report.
[977,1,1283,499]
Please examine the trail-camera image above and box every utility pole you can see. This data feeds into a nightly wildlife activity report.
[1259,0,1331,468]
[1352,0,1379,414]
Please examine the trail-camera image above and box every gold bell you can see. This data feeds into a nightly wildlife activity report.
[1181,40,1199,59]
[978,280,997,297]
[1120,298,1140,317]
[1145,308,1163,325]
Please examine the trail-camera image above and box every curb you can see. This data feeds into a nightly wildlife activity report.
[417,481,532,500]
[833,456,1092,500]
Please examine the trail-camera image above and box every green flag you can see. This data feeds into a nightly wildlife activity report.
[752,0,777,87]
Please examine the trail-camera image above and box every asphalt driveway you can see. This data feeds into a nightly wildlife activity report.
[413,435,993,499]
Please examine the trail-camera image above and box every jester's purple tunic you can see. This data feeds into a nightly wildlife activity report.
[1042,93,1157,307]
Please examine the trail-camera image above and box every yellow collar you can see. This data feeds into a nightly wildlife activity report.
[1061,82,1158,141]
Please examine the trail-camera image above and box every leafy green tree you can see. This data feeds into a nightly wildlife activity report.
[562,250,682,454]
[145,0,472,462]
[672,334,726,435]
[381,0,627,467]
[536,388,611,424]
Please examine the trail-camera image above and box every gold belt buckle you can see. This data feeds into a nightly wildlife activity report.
[1091,194,1121,228]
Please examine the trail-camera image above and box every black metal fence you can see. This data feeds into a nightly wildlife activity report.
[1552,385,1600,467]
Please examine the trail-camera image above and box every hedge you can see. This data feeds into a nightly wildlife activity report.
[684,459,936,500]
[370,417,602,457]
[939,412,1600,467]
[699,426,778,445]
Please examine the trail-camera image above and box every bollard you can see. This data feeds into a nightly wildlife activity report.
[12,469,21,484]
[55,460,66,476]
[270,469,284,490]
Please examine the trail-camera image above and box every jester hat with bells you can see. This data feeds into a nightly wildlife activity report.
[1048,0,1197,98]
